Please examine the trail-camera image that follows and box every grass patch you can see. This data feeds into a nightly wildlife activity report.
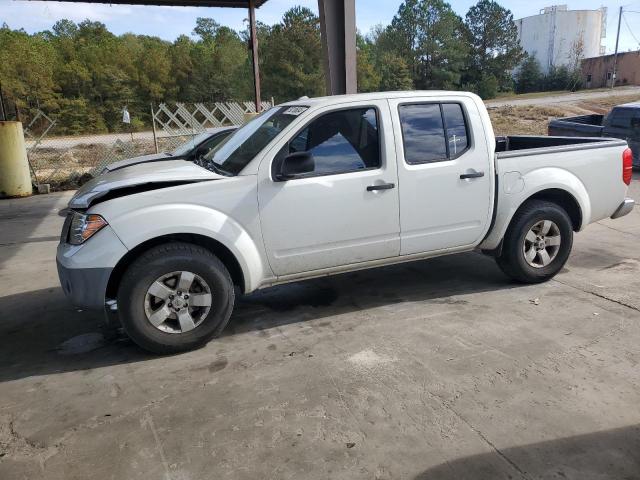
[488,105,571,136]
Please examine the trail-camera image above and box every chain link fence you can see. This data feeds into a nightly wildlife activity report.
[24,100,273,190]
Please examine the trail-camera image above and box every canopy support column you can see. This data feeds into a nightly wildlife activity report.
[318,0,356,95]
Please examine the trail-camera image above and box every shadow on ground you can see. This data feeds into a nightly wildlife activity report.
[0,252,517,383]
[414,424,640,480]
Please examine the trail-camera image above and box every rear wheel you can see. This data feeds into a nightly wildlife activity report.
[496,200,573,283]
[118,242,234,354]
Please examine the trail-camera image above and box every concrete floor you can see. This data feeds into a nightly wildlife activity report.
[1,175,640,480]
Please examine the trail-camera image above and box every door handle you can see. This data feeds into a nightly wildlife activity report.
[459,171,485,180]
[367,183,395,191]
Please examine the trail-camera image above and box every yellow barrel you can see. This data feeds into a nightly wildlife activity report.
[0,121,32,198]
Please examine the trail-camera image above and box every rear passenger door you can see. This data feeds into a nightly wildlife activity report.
[388,98,493,255]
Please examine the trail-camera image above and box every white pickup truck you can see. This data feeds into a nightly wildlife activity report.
[57,91,635,353]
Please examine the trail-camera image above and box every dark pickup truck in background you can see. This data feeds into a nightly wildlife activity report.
[548,102,640,167]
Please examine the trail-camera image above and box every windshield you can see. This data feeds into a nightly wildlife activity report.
[170,132,214,156]
[202,106,307,175]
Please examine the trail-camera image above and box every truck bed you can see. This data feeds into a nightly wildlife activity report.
[488,134,629,246]
[547,114,605,137]
[495,135,619,158]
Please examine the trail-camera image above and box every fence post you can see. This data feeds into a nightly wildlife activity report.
[150,102,159,154]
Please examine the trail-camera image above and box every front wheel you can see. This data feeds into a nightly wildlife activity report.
[496,200,573,283]
[117,242,235,354]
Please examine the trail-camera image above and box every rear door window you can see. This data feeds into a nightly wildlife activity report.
[399,103,470,164]
[398,104,447,164]
[442,103,469,158]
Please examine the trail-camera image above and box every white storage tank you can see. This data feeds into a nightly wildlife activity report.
[516,5,606,73]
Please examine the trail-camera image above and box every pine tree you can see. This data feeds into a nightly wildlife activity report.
[464,0,525,95]
[379,54,413,91]
[385,0,469,89]
[515,55,543,93]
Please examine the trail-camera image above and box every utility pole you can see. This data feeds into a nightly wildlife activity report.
[248,0,261,113]
[611,6,623,89]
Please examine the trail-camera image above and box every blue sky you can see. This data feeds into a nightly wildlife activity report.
[1,0,638,54]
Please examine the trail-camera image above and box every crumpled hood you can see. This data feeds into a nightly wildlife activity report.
[69,159,222,209]
[101,152,175,173]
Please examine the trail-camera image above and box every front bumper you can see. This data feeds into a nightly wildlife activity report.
[57,261,113,309]
[56,224,128,310]
[611,198,635,220]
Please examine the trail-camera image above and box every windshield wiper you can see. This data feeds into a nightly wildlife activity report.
[201,160,232,177]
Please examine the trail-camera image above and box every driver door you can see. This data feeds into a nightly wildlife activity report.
[257,102,400,277]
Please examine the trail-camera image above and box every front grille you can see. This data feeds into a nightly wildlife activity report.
[60,212,73,243]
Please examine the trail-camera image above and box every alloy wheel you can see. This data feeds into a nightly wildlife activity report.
[144,271,212,333]
[522,220,562,268]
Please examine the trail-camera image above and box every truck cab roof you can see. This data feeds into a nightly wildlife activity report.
[280,90,482,109]
[617,102,640,109]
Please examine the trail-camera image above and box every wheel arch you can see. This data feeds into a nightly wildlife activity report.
[480,184,587,253]
[106,233,246,299]
[523,188,582,231]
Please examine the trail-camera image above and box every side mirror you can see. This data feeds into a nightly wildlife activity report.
[275,151,314,180]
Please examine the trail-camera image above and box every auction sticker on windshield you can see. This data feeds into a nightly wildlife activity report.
[283,106,308,116]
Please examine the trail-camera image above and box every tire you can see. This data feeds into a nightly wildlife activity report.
[117,242,235,354]
[496,200,573,283]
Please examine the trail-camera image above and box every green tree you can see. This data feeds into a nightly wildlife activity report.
[0,5,537,135]
[386,0,469,89]
[356,33,380,92]
[464,0,524,94]
[379,53,413,90]
[193,17,220,42]
[543,65,582,92]
[189,19,251,101]
[514,55,543,93]
[260,7,324,102]
[170,35,196,100]
[52,19,78,38]
[475,74,499,99]
[0,25,57,111]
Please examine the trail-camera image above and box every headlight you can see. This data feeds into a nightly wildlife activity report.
[69,212,108,245]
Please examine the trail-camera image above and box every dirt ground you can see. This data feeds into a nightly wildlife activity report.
[488,93,640,136]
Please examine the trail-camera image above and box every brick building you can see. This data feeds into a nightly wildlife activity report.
[582,50,640,89]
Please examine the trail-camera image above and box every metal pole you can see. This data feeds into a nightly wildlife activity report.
[612,6,623,89]
[150,103,159,154]
[318,0,357,95]
[248,0,261,113]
